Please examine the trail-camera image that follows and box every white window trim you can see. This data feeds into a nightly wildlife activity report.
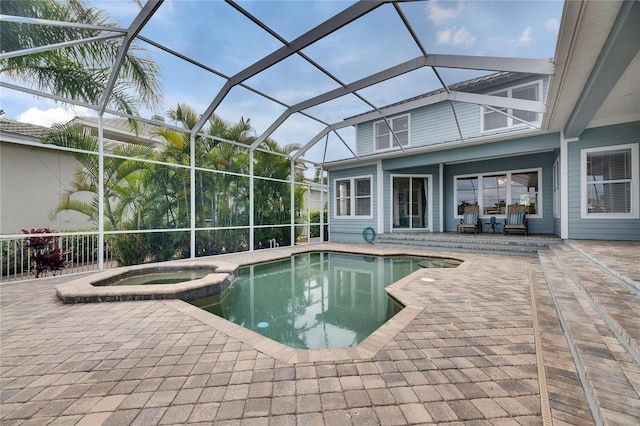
[481,79,543,134]
[454,167,543,219]
[389,174,433,232]
[373,114,410,153]
[580,143,639,219]
[333,175,374,219]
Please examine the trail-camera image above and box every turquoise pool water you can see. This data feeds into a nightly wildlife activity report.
[191,252,459,349]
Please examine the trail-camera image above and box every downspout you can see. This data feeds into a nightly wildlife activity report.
[325,169,330,242]
[377,160,384,234]
[439,163,444,232]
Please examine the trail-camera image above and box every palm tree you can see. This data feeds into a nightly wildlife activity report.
[252,138,304,246]
[45,122,158,264]
[0,0,161,117]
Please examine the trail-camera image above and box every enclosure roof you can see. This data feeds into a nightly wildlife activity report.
[1,0,638,167]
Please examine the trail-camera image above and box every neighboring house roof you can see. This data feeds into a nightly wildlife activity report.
[0,116,162,151]
[69,116,164,148]
[0,117,49,140]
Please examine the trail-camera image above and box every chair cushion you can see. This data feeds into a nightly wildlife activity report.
[506,212,524,225]
[463,213,478,225]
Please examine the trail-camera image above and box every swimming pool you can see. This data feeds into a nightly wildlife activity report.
[190,252,459,349]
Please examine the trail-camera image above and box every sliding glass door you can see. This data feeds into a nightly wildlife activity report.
[392,175,431,230]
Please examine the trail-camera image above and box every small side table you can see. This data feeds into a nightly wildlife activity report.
[485,217,500,233]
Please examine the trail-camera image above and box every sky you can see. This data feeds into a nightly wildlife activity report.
[0,0,564,164]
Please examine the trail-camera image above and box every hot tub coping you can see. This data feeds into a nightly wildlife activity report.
[55,259,239,303]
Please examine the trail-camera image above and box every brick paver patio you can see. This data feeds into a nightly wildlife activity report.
[1,241,638,425]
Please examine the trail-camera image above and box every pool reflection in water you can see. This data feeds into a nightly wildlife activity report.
[191,252,458,349]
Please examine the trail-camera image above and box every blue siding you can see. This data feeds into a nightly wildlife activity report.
[355,75,550,155]
[443,152,556,234]
[328,165,379,244]
[411,103,460,145]
[567,122,640,240]
[356,123,374,157]
[384,132,559,169]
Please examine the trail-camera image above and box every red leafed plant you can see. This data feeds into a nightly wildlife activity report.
[22,228,71,278]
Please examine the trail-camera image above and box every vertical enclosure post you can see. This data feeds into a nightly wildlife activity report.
[190,134,196,258]
[291,159,295,247]
[249,150,255,251]
[98,115,105,271]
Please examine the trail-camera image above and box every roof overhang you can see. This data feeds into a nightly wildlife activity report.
[545,0,640,138]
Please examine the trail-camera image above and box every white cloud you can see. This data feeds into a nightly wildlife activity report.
[427,1,464,25]
[512,27,534,46]
[545,18,560,33]
[17,106,90,127]
[436,26,477,48]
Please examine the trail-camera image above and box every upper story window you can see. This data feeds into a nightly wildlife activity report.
[374,115,409,152]
[335,176,372,218]
[581,144,639,218]
[482,80,542,132]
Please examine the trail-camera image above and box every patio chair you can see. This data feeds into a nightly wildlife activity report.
[457,205,481,234]
[503,204,528,236]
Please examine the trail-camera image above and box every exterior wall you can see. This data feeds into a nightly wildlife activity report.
[330,132,559,238]
[328,164,378,243]
[356,75,549,156]
[567,121,640,240]
[303,187,327,212]
[0,143,91,234]
[443,151,556,234]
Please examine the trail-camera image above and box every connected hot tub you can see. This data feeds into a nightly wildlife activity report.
[55,260,237,303]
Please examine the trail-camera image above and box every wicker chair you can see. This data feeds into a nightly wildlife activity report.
[503,204,528,235]
[457,205,481,234]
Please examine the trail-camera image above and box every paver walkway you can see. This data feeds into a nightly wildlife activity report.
[1,241,638,425]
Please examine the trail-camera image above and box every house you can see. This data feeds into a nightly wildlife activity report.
[0,117,164,234]
[324,0,639,243]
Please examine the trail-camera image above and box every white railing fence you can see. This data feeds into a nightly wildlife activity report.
[0,233,114,283]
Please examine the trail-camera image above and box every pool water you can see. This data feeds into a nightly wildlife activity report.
[191,252,458,349]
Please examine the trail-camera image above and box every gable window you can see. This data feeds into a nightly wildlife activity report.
[482,80,542,132]
[581,144,639,218]
[335,176,372,218]
[455,168,541,217]
[374,115,409,152]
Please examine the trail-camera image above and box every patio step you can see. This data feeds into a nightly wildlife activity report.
[537,246,640,425]
[374,232,560,255]
[547,243,640,362]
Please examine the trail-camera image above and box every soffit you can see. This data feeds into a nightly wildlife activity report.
[588,51,640,129]
[545,0,623,133]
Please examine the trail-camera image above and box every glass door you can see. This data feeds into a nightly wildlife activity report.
[392,176,430,230]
